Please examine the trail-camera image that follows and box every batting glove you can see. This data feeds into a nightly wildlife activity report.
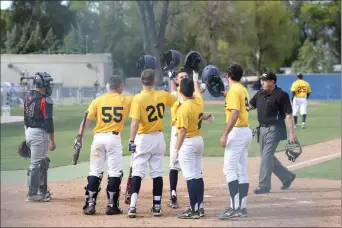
[207,114,215,123]
[128,140,136,153]
[168,71,176,80]
[192,70,199,81]
[171,149,179,166]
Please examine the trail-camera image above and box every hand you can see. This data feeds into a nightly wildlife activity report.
[200,83,206,92]
[128,140,136,153]
[49,140,56,151]
[219,134,227,148]
[289,132,298,144]
[206,114,215,123]
[221,91,227,97]
[192,70,199,81]
[171,149,179,166]
[168,71,176,80]
[74,134,83,147]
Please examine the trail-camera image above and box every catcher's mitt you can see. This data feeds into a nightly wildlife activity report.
[285,140,302,162]
[18,140,31,159]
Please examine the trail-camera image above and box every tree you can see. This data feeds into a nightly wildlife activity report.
[291,39,336,73]
[4,25,20,53]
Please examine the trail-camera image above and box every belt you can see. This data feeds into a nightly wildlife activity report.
[260,124,275,127]
[95,131,119,135]
[112,131,119,135]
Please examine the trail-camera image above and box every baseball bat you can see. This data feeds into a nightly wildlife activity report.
[125,153,134,204]
[72,111,88,165]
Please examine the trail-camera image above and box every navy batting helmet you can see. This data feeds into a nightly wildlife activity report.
[184,51,203,74]
[202,65,224,98]
[161,49,181,72]
[136,55,156,71]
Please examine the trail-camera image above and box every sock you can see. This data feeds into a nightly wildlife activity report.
[169,169,178,198]
[239,183,249,209]
[230,192,239,209]
[186,179,199,212]
[85,175,102,206]
[197,178,204,209]
[302,114,306,123]
[294,116,298,125]
[107,176,121,207]
[153,177,163,206]
[129,176,142,208]
[228,180,239,210]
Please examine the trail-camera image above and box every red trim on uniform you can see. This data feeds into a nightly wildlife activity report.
[40,97,47,119]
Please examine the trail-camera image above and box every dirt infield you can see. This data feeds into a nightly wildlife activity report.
[1,139,341,227]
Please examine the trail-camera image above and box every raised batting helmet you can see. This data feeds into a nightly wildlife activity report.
[161,50,181,72]
[136,55,156,71]
[184,51,203,75]
[202,65,225,98]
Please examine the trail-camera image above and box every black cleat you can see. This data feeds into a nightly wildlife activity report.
[83,204,96,215]
[151,205,163,216]
[128,207,136,218]
[281,174,296,190]
[106,205,123,215]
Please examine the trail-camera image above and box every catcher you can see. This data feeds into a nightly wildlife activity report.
[23,72,55,202]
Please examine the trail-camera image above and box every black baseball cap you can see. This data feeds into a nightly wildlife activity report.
[260,72,277,82]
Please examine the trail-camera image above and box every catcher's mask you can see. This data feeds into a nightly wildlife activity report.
[183,51,203,76]
[202,65,225,98]
[285,140,302,162]
[136,55,156,71]
[161,50,181,72]
[33,72,54,96]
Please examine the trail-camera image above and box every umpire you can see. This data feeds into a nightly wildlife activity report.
[249,72,298,194]
[24,72,56,202]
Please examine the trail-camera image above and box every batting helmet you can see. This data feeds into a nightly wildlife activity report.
[136,55,156,71]
[202,65,225,98]
[184,51,203,74]
[161,49,181,72]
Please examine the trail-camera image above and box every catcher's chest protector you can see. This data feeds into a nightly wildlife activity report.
[24,91,48,125]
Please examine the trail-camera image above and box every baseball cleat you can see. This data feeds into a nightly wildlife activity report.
[26,194,44,202]
[199,207,205,217]
[177,208,200,219]
[151,205,163,216]
[301,123,306,129]
[235,207,248,218]
[217,207,239,220]
[253,187,270,194]
[294,124,298,129]
[127,207,137,218]
[106,205,123,215]
[83,204,96,215]
[281,174,296,190]
[169,196,179,209]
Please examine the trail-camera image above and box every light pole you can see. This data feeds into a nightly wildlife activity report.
[85,35,88,54]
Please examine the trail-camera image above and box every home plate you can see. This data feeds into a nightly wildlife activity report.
[183,194,215,198]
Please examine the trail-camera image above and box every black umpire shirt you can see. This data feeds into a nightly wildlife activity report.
[249,86,292,140]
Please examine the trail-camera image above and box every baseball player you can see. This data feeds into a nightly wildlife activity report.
[24,72,55,202]
[76,76,132,215]
[291,73,311,129]
[171,76,205,219]
[217,63,252,220]
[127,69,176,218]
[168,70,213,210]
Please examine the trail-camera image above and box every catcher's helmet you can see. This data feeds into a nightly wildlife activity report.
[184,51,203,74]
[136,55,156,71]
[161,50,181,72]
[33,72,54,96]
[202,65,225,98]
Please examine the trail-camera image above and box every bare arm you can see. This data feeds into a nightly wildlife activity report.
[222,110,239,137]
[193,75,202,96]
[175,127,187,151]
[286,114,295,136]
[129,118,140,141]
[170,79,178,93]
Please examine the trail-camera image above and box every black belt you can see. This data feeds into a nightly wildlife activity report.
[260,124,275,127]
[112,131,119,135]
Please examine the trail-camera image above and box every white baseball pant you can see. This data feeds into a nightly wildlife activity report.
[224,127,252,208]
[169,126,181,171]
[293,97,308,116]
[89,132,123,178]
[132,131,166,179]
[178,136,204,181]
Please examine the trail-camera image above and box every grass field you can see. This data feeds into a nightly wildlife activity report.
[294,157,341,180]
[1,100,340,171]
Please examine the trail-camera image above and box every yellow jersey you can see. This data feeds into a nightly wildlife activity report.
[170,87,182,126]
[129,89,176,134]
[225,82,249,127]
[87,93,133,134]
[176,94,204,137]
[291,79,311,98]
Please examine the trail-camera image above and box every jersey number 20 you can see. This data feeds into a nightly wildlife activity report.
[102,106,123,123]
[146,103,165,122]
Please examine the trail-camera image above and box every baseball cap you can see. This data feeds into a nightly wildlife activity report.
[260,72,277,82]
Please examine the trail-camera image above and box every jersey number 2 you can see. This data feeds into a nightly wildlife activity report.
[146,103,165,122]
[102,107,123,123]
[298,86,306,92]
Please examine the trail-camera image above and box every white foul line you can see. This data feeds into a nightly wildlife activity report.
[286,152,341,170]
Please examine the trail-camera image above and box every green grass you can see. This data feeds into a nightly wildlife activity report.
[294,157,341,180]
[1,100,340,171]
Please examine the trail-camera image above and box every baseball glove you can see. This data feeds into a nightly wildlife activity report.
[18,140,31,159]
[285,140,302,162]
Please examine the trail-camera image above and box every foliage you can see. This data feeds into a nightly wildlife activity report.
[291,39,337,73]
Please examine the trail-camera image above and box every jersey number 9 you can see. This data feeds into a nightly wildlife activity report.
[146,103,165,122]
[102,106,123,123]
